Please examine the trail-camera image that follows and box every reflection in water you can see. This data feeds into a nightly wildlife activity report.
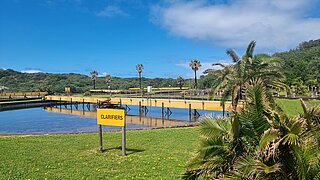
[44,107,191,128]
[0,104,222,134]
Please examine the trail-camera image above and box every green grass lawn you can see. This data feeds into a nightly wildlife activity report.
[0,128,198,179]
[275,99,320,116]
[1,98,319,179]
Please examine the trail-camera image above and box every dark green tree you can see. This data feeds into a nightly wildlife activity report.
[189,59,201,89]
[176,76,185,90]
[90,70,98,89]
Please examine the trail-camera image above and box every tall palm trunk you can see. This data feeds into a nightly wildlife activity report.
[139,73,142,96]
[232,84,244,111]
[93,79,96,90]
[232,95,239,111]
[194,70,197,89]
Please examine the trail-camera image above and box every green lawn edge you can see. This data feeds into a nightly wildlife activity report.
[1,99,319,179]
[0,127,198,179]
[275,99,320,116]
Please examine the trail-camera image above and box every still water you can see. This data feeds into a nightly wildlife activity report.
[0,105,225,134]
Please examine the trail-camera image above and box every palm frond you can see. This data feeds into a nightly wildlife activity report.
[231,155,281,179]
[184,117,235,179]
[199,117,231,140]
[300,99,320,128]
[226,49,240,63]
[259,128,280,150]
[280,117,304,146]
[245,40,256,58]
[212,62,227,68]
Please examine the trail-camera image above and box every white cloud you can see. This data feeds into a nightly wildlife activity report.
[99,72,111,77]
[96,5,128,17]
[176,62,219,78]
[151,0,320,51]
[21,69,44,74]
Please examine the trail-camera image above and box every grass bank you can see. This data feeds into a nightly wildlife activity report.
[0,99,42,105]
[1,99,318,179]
[275,99,320,116]
[0,128,198,179]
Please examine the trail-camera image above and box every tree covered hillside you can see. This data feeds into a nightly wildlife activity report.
[0,69,181,93]
[0,69,91,92]
[1,39,319,94]
[273,39,320,87]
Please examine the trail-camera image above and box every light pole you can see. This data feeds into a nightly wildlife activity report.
[136,64,144,97]
[105,74,112,97]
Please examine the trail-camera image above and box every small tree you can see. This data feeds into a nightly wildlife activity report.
[189,59,201,89]
[90,70,98,89]
[176,76,185,90]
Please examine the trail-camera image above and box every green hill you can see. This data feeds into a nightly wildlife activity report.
[273,39,320,87]
[1,39,319,94]
[0,69,182,93]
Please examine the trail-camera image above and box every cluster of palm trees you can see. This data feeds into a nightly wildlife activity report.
[207,41,286,111]
[183,41,320,179]
[89,61,202,92]
[89,64,144,92]
[184,80,320,179]
[89,71,112,90]
[133,62,202,91]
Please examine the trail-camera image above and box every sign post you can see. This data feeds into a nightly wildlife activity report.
[97,108,126,156]
[98,124,103,152]
[122,126,126,156]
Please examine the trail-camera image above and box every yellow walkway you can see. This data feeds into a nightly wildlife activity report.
[45,95,235,111]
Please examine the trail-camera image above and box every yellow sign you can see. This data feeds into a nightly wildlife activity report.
[97,109,125,126]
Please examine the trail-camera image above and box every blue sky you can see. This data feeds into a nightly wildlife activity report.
[1,0,320,78]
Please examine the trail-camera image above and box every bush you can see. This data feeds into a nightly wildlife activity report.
[83,91,91,96]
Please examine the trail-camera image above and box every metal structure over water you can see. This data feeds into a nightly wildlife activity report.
[45,95,234,111]
[0,92,48,98]
[44,107,190,127]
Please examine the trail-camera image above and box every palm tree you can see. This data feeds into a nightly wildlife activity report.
[176,76,185,90]
[189,59,201,89]
[136,64,144,95]
[90,70,98,89]
[183,79,320,179]
[207,41,286,111]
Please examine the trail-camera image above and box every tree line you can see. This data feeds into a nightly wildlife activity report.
[0,39,319,94]
[0,69,213,93]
